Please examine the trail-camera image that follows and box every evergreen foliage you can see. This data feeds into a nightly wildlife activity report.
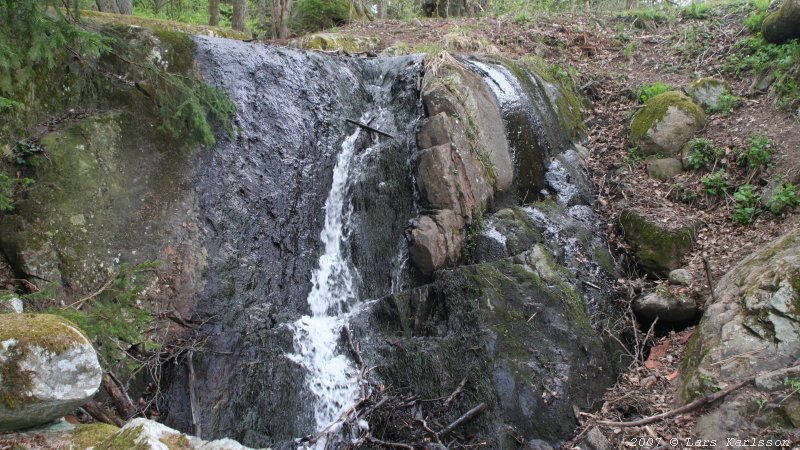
[292,0,350,33]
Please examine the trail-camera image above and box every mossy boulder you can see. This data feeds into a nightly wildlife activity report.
[762,0,800,44]
[353,253,625,445]
[0,112,196,300]
[0,313,102,431]
[646,158,683,180]
[678,229,800,441]
[294,33,379,53]
[629,91,706,157]
[67,418,254,449]
[686,78,729,111]
[619,207,698,276]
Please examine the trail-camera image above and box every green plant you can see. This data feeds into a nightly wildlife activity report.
[617,8,670,28]
[624,42,637,59]
[701,170,729,197]
[732,184,761,225]
[636,82,672,103]
[737,133,772,170]
[785,377,800,391]
[45,262,159,370]
[11,140,43,166]
[671,182,699,204]
[682,2,712,20]
[725,37,800,111]
[711,91,743,116]
[744,11,767,32]
[685,138,715,169]
[766,182,800,214]
[292,0,350,33]
[624,146,645,164]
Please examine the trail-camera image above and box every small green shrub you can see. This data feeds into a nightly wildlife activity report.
[292,0,350,33]
[46,262,158,370]
[732,184,761,225]
[11,140,44,166]
[685,138,715,170]
[617,8,670,28]
[744,11,767,33]
[636,82,672,103]
[737,133,772,170]
[766,182,800,214]
[710,91,742,116]
[725,37,800,111]
[682,2,712,20]
[624,146,645,164]
[701,170,729,197]
[671,182,699,204]
[624,42,637,59]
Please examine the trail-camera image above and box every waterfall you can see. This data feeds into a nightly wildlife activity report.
[288,125,364,442]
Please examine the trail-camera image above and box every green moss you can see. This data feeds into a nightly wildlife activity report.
[94,424,149,450]
[619,209,697,275]
[80,10,250,40]
[0,313,86,353]
[630,91,705,141]
[690,77,724,91]
[151,29,196,75]
[0,313,87,409]
[678,326,710,402]
[299,33,378,53]
[71,423,120,449]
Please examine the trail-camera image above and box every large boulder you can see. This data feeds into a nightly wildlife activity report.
[619,208,698,277]
[0,313,102,431]
[679,229,800,440]
[67,419,255,449]
[629,91,706,157]
[762,0,800,44]
[421,58,514,192]
[407,210,465,276]
[633,290,698,322]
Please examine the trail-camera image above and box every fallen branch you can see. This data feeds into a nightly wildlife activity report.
[82,400,124,427]
[102,372,138,421]
[64,276,115,310]
[596,376,754,427]
[186,351,202,436]
[444,377,467,409]
[346,118,395,139]
[366,434,414,450]
[438,403,487,438]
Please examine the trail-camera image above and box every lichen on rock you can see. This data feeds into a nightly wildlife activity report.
[0,313,102,431]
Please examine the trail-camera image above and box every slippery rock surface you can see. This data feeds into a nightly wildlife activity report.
[679,229,800,440]
[629,91,706,157]
[353,139,625,446]
[0,314,102,431]
[762,0,800,44]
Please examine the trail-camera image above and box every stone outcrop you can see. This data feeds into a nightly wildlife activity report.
[686,77,729,111]
[619,208,698,276]
[0,314,102,431]
[762,0,800,44]
[679,229,800,440]
[646,158,683,180]
[633,291,698,322]
[292,33,379,53]
[629,91,706,157]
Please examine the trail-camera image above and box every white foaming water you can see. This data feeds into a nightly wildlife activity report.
[289,126,365,448]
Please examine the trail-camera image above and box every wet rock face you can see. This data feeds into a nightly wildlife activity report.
[0,314,102,431]
[679,229,800,440]
[161,39,424,446]
[762,0,800,44]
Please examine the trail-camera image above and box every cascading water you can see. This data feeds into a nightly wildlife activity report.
[288,125,365,440]
[166,36,424,448]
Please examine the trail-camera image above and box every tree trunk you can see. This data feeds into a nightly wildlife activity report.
[116,0,132,14]
[271,0,292,39]
[257,0,267,31]
[209,0,220,26]
[154,0,166,14]
[232,0,247,31]
[95,0,120,13]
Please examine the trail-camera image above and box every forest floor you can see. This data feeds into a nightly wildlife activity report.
[327,4,800,448]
